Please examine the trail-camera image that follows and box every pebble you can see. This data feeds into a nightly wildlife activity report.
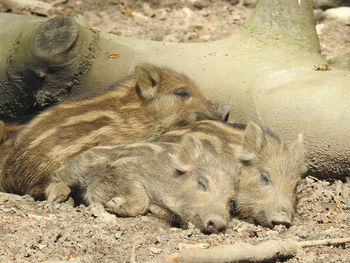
[187,222,196,229]
[150,247,162,254]
[183,7,194,16]
[114,232,123,240]
[154,239,160,245]
[199,34,211,41]
[186,229,193,237]
[38,244,47,250]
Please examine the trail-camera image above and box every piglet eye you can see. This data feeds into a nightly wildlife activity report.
[197,176,209,191]
[175,169,186,177]
[260,172,270,185]
[174,87,191,98]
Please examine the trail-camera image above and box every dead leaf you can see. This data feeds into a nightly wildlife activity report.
[108,53,121,59]
[66,253,74,259]
[122,8,133,17]
[313,64,331,71]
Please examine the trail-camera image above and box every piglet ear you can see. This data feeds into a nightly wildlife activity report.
[290,133,308,175]
[236,122,265,162]
[173,134,204,173]
[135,63,161,101]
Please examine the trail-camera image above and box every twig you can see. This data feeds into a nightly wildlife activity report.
[148,237,350,263]
[147,239,299,263]
[298,237,350,247]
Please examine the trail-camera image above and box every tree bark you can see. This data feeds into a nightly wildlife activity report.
[0,0,349,178]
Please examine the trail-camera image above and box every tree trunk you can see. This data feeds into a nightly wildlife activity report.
[0,15,98,120]
[0,0,349,179]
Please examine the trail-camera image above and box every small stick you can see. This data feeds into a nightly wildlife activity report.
[147,239,299,263]
[298,237,350,247]
[147,237,350,263]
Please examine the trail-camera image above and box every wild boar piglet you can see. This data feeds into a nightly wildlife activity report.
[52,134,236,234]
[233,122,307,228]
[159,120,307,228]
[1,63,229,200]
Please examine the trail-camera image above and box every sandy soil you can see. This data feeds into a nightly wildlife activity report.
[0,1,349,262]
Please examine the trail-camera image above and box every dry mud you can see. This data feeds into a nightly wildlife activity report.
[0,0,349,262]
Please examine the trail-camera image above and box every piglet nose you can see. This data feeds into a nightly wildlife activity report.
[204,214,227,234]
[269,212,292,228]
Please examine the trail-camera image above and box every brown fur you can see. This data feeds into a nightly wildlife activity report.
[0,121,4,143]
[51,134,235,233]
[0,121,25,175]
[1,64,226,199]
[158,120,307,227]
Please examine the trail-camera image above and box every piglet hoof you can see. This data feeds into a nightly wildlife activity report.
[149,204,172,221]
[45,182,71,203]
[105,196,127,214]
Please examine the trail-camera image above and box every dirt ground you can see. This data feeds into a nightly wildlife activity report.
[0,177,349,263]
[0,1,350,262]
[2,0,350,58]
